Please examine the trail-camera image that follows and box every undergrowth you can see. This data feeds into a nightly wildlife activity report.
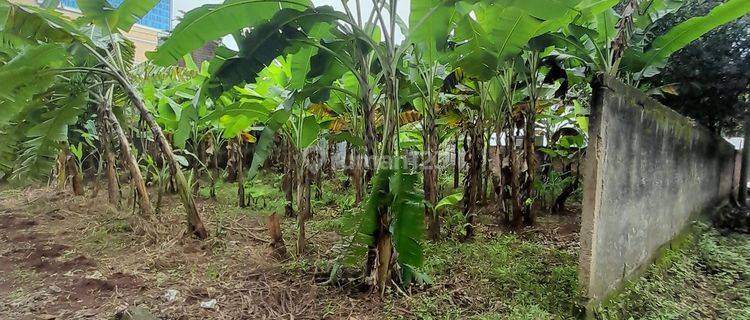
[14,176,746,319]
[187,176,750,319]
[599,223,750,319]
[400,236,584,319]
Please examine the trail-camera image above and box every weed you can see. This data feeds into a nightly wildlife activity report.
[534,170,575,210]
[204,263,222,281]
[7,288,25,301]
[419,235,583,318]
[84,223,131,252]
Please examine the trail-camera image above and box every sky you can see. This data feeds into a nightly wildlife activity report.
[172,0,410,48]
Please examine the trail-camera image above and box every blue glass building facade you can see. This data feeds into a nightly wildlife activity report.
[59,0,171,30]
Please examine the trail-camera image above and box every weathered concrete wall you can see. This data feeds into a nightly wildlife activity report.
[579,76,737,304]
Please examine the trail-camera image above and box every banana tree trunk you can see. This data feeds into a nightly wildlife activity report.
[55,147,67,192]
[344,140,351,170]
[363,171,393,296]
[453,133,460,189]
[284,174,295,217]
[368,71,404,294]
[125,91,207,239]
[359,62,377,185]
[206,132,218,200]
[494,124,506,223]
[499,158,511,224]
[211,153,219,200]
[374,212,392,294]
[89,154,100,198]
[226,140,238,183]
[296,148,312,255]
[482,127,492,203]
[282,136,296,217]
[462,125,482,241]
[68,157,84,196]
[353,151,364,205]
[103,104,153,215]
[325,137,335,178]
[523,109,536,226]
[508,127,524,231]
[315,168,323,200]
[424,109,439,241]
[314,148,322,200]
[233,137,246,208]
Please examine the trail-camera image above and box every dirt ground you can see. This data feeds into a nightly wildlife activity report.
[0,185,582,319]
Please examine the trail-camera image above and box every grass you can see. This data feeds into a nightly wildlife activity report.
[80,216,134,253]
[599,223,750,319]
[402,236,583,319]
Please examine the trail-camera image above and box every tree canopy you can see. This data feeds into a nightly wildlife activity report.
[647,0,750,134]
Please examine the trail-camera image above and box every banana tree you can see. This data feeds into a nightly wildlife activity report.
[194,47,323,254]
[200,85,274,206]
[307,28,382,187]
[529,0,750,81]
[435,0,584,233]
[0,1,208,238]
[97,84,155,214]
[94,97,121,206]
[251,55,327,256]
[84,0,208,237]
[309,70,369,204]
[289,104,324,255]
[0,38,83,181]
[149,0,426,291]
[138,56,218,201]
[404,28,453,241]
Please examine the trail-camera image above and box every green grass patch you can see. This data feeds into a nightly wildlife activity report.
[599,223,750,319]
[405,235,583,319]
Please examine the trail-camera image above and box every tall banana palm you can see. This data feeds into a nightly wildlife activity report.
[149,0,433,292]
[0,0,209,238]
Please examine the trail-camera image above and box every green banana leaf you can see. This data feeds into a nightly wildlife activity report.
[148,0,312,66]
[204,7,345,97]
[639,0,750,74]
[0,2,87,45]
[390,171,426,284]
[77,0,160,32]
[0,44,67,126]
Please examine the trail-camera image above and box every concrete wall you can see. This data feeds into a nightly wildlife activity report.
[579,75,737,304]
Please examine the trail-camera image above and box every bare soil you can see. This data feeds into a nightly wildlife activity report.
[0,194,144,319]
[0,185,582,319]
